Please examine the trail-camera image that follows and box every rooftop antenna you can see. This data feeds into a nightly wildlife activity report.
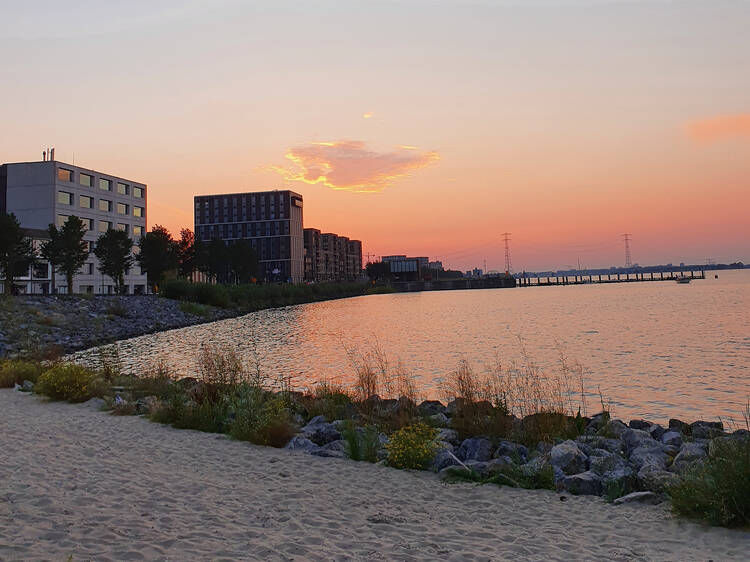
[622,233,632,268]
[50,147,55,161]
[42,150,46,161]
[501,232,512,274]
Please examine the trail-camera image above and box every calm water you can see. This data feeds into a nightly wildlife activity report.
[74,270,750,423]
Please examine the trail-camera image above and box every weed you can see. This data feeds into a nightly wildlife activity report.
[179,301,210,317]
[0,359,45,388]
[35,363,108,402]
[386,422,439,470]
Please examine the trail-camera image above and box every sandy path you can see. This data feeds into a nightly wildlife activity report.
[0,390,748,561]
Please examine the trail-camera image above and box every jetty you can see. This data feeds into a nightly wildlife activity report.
[517,270,706,287]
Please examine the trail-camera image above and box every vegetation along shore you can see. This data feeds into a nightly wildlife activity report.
[2,345,748,530]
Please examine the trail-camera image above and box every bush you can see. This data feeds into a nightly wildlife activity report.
[442,461,555,491]
[670,436,750,527]
[228,384,296,447]
[35,363,107,402]
[0,359,45,388]
[386,422,439,470]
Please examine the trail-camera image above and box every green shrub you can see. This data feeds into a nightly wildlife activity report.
[228,383,296,447]
[179,301,210,317]
[442,461,555,491]
[0,359,45,388]
[385,422,439,470]
[35,363,107,402]
[670,436,750,527]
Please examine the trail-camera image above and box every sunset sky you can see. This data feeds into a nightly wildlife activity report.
[1,0,748,272]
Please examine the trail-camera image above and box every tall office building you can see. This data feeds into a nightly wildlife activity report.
[303,228,362,282]
[193,190,304,283]
[1,158,148,294]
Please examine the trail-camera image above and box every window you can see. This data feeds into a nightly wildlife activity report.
[132,225,143,237]
[117,203,129,215]
[117,182,128,195]
[58,168,73,182]
[133,186,144,198]
[84,263,94,275]
[80,285,94,294]
[80,195,93,209]
[57,191,73,205]
[57,214,68,227]
[133,206,144,218]
[116,223,129,233]
[99,220,111,233]
[99,178,111,191]
[99,199,112,212]
[80,173,92,187]
[83,218,94,231]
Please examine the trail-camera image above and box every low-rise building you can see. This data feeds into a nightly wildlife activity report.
[1,158,148,294]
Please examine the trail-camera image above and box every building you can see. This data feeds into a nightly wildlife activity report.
[1,158,147,294]
[380,255,429,280]
[194,190,304,283]
[303,228,362,282]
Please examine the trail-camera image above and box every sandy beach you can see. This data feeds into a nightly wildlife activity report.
[1,389,748,561]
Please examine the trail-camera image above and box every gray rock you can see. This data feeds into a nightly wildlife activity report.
[628,419,652,430]
[622,428,661,455]
[78,397,105,411]
[439,465,473,481]
[647,424,666,441]
[520,455,549,479]
[437,428,459,445]
[600,419,629,438]
[322,439,348,452]
[670,442,708,474]
[691,424,723,439]
[661,431,683,448]
[576,435,623,455]
[464,461,490,477]
[613,491,660,505]
[284,436,320,453]
[307,415,327,425]
[486,456,514,475]
[587,412,609,432]
[300,420,341,445]
[21,380,34,392]
[550,440,588,475]
[559,471,603,496]
[629,445,669,470]
[431,448,461,472]
[494,441,529,462]
[590,451,636,493]
[456,437,494,462]
[668,418,690,433]
[637,464,679,493]
[310,448,346,459]
[428,413,449,427]
[418,400,448,417]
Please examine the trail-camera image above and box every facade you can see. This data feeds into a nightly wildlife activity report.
[303,228,362,282]
[0,159,147,294]
[381,255,429,281]
[194,190,304,283]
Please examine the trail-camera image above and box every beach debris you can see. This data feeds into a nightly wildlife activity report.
[613,491,660,505]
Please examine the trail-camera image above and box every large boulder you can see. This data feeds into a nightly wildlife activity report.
[300,418,342,445]
[661,431,683,448]
[628,419,652,430]
[550,440,588,475]
[284,436,320,453]
[621,428,660,455]
[418,400,448,417]
[600,419,629,439]
[486,456,514,476]
[438,428,460,446]
[428,413,449,427]
[494,441,529,463]
[670,442,708,474]
[576,435,623,455]
[590,450,635,486]
[637,464,679,493]
[690,421,724,439]
[431,447,461,472]
[668,418,690,434]
[559,471,603,496]
[629,445,669,470]
[647,424,666,441]
[456,437,494,462]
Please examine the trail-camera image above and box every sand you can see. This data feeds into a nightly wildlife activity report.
[1,389,748,561]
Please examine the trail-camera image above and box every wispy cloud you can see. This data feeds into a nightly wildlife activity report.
[362,112,374,119]
[686,114,750,142]
[269,140,439,193]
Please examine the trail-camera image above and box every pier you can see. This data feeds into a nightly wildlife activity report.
[517,270,705,287]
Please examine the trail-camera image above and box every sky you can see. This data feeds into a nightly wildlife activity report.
[1,0,748,272]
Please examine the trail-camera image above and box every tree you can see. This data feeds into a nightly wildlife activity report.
[204,238,230,283]
[94,229,133,294]
[41,216,88,295]
[365,261,390,282]
[176,228,196,279]
[0,213,35,295]
[137,225,177,292]
[228,240,259,284]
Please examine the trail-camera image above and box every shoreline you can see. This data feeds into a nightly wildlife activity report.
[2,388,748,561]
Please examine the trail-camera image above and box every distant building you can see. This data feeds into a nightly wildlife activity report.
[429,260,443,271]
[380,255,429,280]
[1,158,147,294]
[303,228,362,282]
[194,190,304,283]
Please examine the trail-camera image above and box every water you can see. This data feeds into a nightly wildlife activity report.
[74,270,750,424]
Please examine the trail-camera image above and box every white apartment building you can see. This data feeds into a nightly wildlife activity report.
[0,158,148,294]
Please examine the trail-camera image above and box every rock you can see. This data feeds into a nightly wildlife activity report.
[691,422,723,439]
[629,445,668,470]
[322,439,347,452]
[439,465,473,481]
[621,428,661,455]
[637,465,679,493]
[600,419,628,438]
[431,448,461,472]
[536,441,553,455]
[559,471,603,496]
[661,431,683,448]
[613,491,660,505]
[576,435,623,455]
[494,441,529,462]
[307,415,327,425]
[587,412,609,432]
[628,419,652,430]
[437,428,459,445]
[300,420,341,446]
[135,395,160,415]
[464,461,490,477]
[670,442,708,474]
[21,380,34,392]
[486,456,514,475]
[310,448,346,459]
[427,413,449,427]
[668,418,690,433]
[647,424,666,441]
[456,437,494,462]
[78,397,105,411]
[590,451,636,492]
[550,440,588,475]
[284,436,320,453]
[520,455,549,479]
[436,441,454,452]
[418,400,448,417]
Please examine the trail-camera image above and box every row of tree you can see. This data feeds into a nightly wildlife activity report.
[0,212,260,295]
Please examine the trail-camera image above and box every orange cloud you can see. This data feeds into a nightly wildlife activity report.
[686,114,750,142]
[269,140,439,192]
[362,112,374,119]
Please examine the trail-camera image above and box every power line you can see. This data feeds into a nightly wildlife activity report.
[622,233,632,268]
